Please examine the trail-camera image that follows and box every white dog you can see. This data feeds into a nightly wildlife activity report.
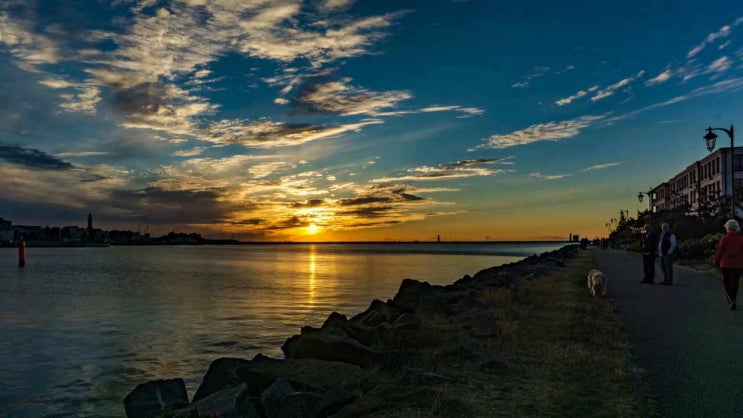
[587,269,608,296]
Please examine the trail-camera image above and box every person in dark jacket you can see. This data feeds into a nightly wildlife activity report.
[657,223,677,285]
[640,224,659,284]
[714,219,743,310]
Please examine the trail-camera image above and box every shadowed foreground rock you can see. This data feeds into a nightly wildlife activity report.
[123,245,578,417]
[123,379,189,418]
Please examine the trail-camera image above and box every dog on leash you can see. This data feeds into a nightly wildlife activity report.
[587,269,608,296]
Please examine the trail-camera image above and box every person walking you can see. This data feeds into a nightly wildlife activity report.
[640,224,659,284]
[714,219,743,310]
[657,223,676,286]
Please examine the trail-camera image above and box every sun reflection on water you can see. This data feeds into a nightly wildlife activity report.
[308,244,316,306]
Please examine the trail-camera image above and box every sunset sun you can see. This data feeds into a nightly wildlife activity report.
[307,223,320,235]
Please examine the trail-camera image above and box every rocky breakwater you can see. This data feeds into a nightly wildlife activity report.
[124,245,578,418]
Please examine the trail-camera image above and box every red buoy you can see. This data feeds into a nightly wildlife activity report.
[18,240,26,267]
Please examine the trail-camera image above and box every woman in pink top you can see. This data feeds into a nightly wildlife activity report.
[714,219,743,310]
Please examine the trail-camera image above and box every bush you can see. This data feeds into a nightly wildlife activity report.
[677,233,723,261]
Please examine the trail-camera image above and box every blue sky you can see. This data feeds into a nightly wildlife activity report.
[0,0,741,240]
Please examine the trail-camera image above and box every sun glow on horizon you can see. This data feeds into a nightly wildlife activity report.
[307,223,320,235]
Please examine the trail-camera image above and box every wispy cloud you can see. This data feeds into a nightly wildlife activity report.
[511,66,550,88]
[581,162,622,171]
[591,70,644,102]
[291,77,412,116]
[529,172,571,181]
[686,19,740,58]
[555,85,598,106]
[472,115,604,150]
[605,77,743,124]
[0,144,74,170]
[645,69,673,86]
[318,0,355,12]
[203,118,383,148]
[372,158,505,182]
[707,56,731,73]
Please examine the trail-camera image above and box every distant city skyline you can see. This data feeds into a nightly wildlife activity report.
[0,1,741,241]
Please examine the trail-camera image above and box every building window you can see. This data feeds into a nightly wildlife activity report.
[734,155,743,172]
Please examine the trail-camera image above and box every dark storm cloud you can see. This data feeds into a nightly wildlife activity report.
[339,196,394,206]
[290,199,325,208]
[226,218,263,225]
[0,144,74,170]
[443,158,497,168]
[265,215,310,230]
[112,82,169,116]
[338,185,425,206]
[107,187,242,224]
[289,76,410,116]
[339,206,394,218]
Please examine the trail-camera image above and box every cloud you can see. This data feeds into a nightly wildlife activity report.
[291,77,412,116]
[707,56,731,73]
[56,151,109,158]
[371,104,485,118]
[0,144,75,170]
[687,43,705,59]
[318,0,355,12]
[107,186,252,225]
[203,118,383,148]
[529,172,571,181]
[591,70,644,102]
[172,147,206,157]
[372,158,504,182]
[645,69,673,86]
[0,13,59,71]
[473,115,604,150]
[248,162,290,179]
[555,85,598,106]
[605,77,743,124]
[511,66,550,88]
[581,162,623,171]
[687,22,736,58]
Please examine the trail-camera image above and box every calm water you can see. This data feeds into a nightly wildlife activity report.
[0,242,565,417]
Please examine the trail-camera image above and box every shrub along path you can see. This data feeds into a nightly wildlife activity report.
[594,247,743,417]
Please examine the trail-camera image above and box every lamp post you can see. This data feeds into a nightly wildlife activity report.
[638,190,653,212]
[704,124,735,219]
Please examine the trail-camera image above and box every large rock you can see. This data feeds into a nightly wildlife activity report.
[331,384,440,418]
[168,383,260,418]
[260,377,295,417]
[275,392,323,418]
[390,279,435,311]
[282,332,379,367]
[192,357,251,402]
[123,378,189,418]
[413,294,453,322]
[311,387,357,418]
[349,299,402,327]
[236,357,369,394]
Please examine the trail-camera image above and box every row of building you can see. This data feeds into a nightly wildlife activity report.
[649,147,743,215]
[0,214,150,246]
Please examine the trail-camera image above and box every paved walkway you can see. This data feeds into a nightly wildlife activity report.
[593,248,743,417]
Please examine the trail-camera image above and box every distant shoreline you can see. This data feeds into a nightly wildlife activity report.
[0,240,569,248]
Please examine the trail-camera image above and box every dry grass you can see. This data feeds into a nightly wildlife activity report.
[385,250,645,417]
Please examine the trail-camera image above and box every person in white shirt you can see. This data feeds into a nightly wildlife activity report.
[657,222,677,285]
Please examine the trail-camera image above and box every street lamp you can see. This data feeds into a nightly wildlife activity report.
[638,190,653,212]
[704,125,735,219]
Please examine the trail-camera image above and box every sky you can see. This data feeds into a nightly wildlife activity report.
[0,0,742,241]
